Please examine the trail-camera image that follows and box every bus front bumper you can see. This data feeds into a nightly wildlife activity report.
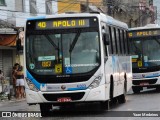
[132,76,160,88]
[26,84,108,104]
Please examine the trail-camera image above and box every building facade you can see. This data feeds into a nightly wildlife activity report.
[0,0,19,86]
[105,0,156,27]
[0,0,56,90]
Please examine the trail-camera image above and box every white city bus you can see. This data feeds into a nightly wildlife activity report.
[128,24,160,93]
[24,12,132,115]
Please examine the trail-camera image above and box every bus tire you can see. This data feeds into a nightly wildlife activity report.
[132,87,141,94]
[118,81,127,104]
[118,94,126,104]
[40,103,52,117]
[100,100,109,110]
[110,77,114,100]
[156,86,160,91]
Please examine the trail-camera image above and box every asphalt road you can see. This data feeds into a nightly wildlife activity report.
[0,88,160,120]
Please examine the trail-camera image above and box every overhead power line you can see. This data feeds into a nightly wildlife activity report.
[0,0,104,14]
[0,0,106,26]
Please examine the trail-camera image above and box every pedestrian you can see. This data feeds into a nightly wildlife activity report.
[12,63,20,98]
[15,65,25,99]
[0,70,5,93]
[0,70,4,81]
[12,66,18,97]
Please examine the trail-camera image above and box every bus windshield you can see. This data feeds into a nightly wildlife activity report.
[130,37,160,68]
[26,29,100,75]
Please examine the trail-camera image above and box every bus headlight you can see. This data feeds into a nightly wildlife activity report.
[25,78,39,92]
[89,74,103,89]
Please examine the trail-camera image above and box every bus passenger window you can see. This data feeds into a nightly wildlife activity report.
[115,28,121,55]
[118,29,122,54]
[111,27,117,54]
[124,30,128,54]
[120,30,124,54]
[122,30,126,54]
[108,26,113,54]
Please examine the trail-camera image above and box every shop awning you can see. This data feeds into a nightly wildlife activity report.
[0,34,17,47]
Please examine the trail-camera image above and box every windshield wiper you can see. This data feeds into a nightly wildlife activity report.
[132,41,141,55]
[155,39,160,46]
[69,31,81,53]
[44,35,59,50]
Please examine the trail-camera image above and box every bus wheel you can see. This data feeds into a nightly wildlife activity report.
[156,86,160,91]
[40,103,52,117]
[132,87,141,94]
[118,94,126,104]
[110,78,114,100]
[118,82,126,104]
[100,100,109,110]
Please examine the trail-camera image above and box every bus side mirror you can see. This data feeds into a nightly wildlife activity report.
[103,33,109,45]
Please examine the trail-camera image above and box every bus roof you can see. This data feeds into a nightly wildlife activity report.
[27,12,128,29]
[129,24,160,31]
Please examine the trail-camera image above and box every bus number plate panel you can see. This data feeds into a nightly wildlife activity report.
[57,97,72,102]
[140,82,149,86]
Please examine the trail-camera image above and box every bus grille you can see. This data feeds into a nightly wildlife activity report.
[43,92,85,101]
[132,79,158,85]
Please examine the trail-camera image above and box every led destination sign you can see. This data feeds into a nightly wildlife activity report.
[36,19,90,30]
[128,30,160,38]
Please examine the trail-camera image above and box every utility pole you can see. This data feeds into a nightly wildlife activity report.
[86,0,89,12]
[106,0,112,16]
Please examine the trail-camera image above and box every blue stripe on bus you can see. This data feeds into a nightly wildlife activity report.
[26,70,40,90]
[67,88,86,91]
[27,16,45,20]
[145,75,160,78]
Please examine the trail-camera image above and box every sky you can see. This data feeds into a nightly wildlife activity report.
[153,0,160,25]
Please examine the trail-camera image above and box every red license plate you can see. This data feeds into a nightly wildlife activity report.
[140,82,149,86]
[57,97,72,102]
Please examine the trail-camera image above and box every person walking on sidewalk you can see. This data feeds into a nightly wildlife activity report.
[15,65,25,99]
[12,66,18,97]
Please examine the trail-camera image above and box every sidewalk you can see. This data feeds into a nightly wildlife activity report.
[0,92,10,101]
[0,94,26,104]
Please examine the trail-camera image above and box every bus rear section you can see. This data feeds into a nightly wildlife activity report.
[128,24,160,93]
[24,13,132,115]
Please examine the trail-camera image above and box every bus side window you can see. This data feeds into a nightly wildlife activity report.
[120,30,124,55]
[115,28,121,55]
[118,29,122,55]
[111,27,117,55]
[124,30,128,55]
[101,23,109,56]
[114,27,119,55]
[108,26,113,54]
[126,31,130,54]
[122,30,126,54]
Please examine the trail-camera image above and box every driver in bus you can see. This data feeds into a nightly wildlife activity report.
[82,35,98,53]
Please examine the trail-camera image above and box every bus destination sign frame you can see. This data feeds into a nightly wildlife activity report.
[128,29,160,38]
[35,19,90,30]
